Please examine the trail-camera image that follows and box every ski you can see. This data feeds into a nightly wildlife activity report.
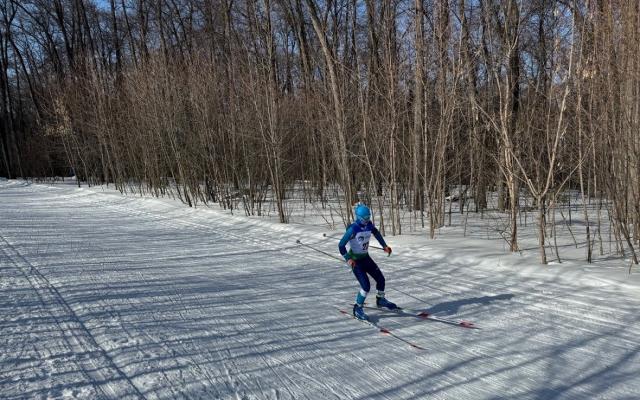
[363,306,479,329]
[337,309,426,350]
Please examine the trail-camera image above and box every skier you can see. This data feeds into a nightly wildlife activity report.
[339,204,398,320]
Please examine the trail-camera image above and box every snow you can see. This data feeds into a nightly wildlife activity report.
[1,179,639,399]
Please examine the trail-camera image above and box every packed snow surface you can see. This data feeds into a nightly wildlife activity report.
[1,180,639,399]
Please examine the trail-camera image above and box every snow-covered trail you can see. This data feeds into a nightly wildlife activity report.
[1,180,639,400]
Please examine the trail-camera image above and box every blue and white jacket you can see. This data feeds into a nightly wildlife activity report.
[338,221,387,261]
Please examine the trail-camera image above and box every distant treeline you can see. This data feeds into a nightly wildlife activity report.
[0,1,638,263]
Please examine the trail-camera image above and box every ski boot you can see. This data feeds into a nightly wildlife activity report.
[353,303,369,321]
[376,293,399,310]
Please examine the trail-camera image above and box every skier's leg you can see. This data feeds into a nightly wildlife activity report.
[352,262,371,320]
[352,263,371,304]
[361,256,385,292]
[362,257,398,310]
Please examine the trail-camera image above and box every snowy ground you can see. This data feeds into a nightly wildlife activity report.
[1,179,639,400]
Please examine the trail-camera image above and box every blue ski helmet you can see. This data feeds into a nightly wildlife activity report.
[355,204,371,225]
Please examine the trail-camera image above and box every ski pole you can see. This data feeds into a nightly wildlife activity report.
[322,233,390,256]
[296,239,344,262]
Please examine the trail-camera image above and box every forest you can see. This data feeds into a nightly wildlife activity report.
[0,0,638,264]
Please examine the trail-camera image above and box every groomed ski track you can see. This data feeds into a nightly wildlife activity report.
[1,180,639,399]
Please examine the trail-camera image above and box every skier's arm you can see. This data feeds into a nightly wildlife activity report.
[338,227,355,261]
[371,226,388,248]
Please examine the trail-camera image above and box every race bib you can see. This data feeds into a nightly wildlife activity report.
[349,231,371,254]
